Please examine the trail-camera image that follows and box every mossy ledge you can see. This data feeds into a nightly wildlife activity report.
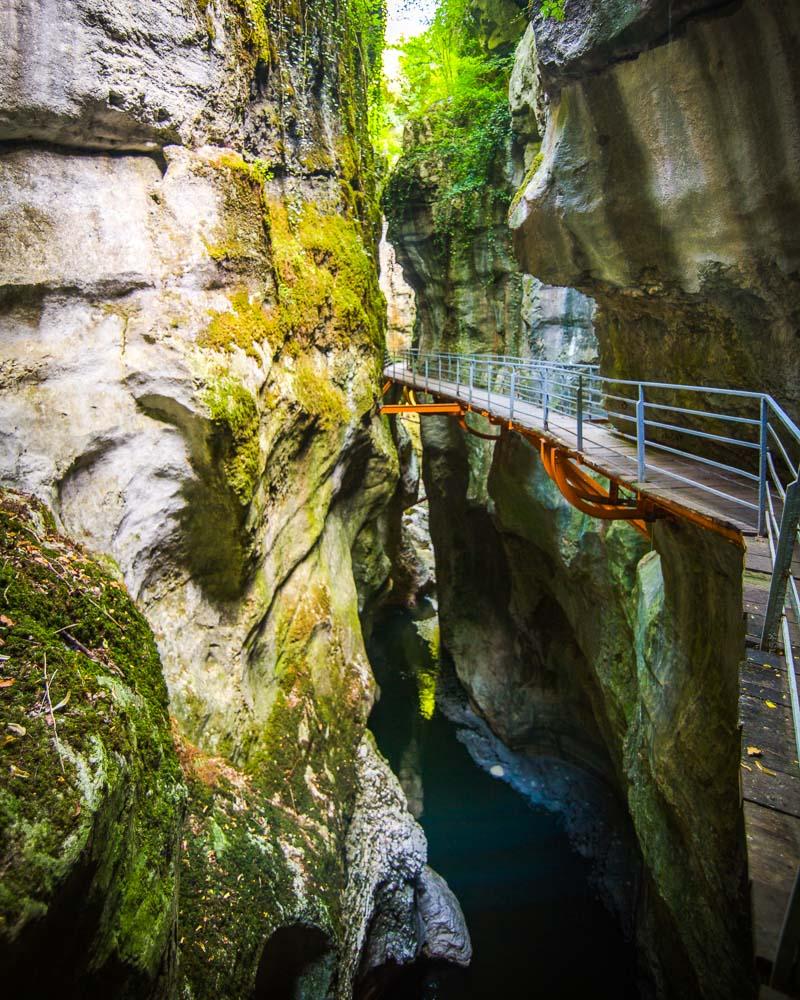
[0,489,185,998]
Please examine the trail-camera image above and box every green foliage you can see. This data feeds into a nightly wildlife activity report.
[536,0,566,21]
[203,376,262,504]
[382,0,515,245]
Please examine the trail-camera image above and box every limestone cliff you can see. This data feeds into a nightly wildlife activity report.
[381,0,783,996]
[511,0,800,413]
[0,1,450,996]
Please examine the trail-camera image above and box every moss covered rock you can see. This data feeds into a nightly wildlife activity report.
[0,489,184,998]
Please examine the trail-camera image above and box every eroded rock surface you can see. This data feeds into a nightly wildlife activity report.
[0,0,456,994]
[511,0,800,411]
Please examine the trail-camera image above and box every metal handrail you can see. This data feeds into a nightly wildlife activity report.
[385,346,800,985]
[385,349,800,657]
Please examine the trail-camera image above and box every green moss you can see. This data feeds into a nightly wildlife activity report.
[509,148,543,216]
[202,153,271,274]
[0,489,183,987]
[266,199,385,353]
[200,289,277,359]
[175,582,367,996]
[196,0,272,64]
[292,356,350,430]
[203,375,262,504]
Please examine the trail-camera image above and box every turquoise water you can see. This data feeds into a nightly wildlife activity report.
[366,604,640,1000]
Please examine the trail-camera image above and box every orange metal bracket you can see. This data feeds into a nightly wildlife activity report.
[381,403,464,415]
[457,413,502,441]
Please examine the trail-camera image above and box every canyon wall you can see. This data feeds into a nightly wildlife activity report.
[0,2,460,996]
[383,0,795,995]
[511,0,800,412]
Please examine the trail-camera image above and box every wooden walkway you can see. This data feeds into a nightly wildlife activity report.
[388,363,800,994]
[389,364,761,536]
[743,537,800,991]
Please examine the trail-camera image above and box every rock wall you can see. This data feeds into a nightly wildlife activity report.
[511,0,800,412]
[0,1,449,996]
[383,0,777,996]
[0,490,183,999]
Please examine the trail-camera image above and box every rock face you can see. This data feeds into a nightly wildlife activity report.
[511,0,800,412]
[0,0,456,996]
[380,224,416,355]
[342,738,471,997]
[385,1,772,997]
[0,490,183,999]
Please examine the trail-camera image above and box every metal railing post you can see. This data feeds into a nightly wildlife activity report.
[772,867,800,994]
[456,356,460,388]
[543,372,549,430]
[636,384,647,482]
[469,360,474,405]
[487,363,492,410]
[438,356,442,391]
[761,479,800,650]
[509,367,516,421]
[758,397,769,536]
[425,357,429,393]
[577,374,584,452]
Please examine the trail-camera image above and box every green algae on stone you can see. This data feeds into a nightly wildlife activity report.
[267,199,385,352]
[201,151,272,275]
[175,581,370,998]
[203,375,263,504]
[292,356,350,430]
[0,489,184,994]
[200,289,276,359]
[508,148,543,216]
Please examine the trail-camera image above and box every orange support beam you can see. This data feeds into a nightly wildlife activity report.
[381,403,465,415]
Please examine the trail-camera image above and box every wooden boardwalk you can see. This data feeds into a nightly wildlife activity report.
[389,364,761,536]
[743,537,800,990]
[388,363,800,993]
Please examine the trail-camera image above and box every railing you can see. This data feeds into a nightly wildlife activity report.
[385,349,800,657]
[386,346,800,990]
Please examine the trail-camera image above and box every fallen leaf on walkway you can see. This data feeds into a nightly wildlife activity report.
[765,700,778,709]
[740,762,753,771]
[746,746,763,757]
[755,760,778,776]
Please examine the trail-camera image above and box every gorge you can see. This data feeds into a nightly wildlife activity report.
[1,1,799,998]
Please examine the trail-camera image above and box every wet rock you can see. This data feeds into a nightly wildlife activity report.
[523,275,597,364]
[416,866,472,966]
[0,0,402,993]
